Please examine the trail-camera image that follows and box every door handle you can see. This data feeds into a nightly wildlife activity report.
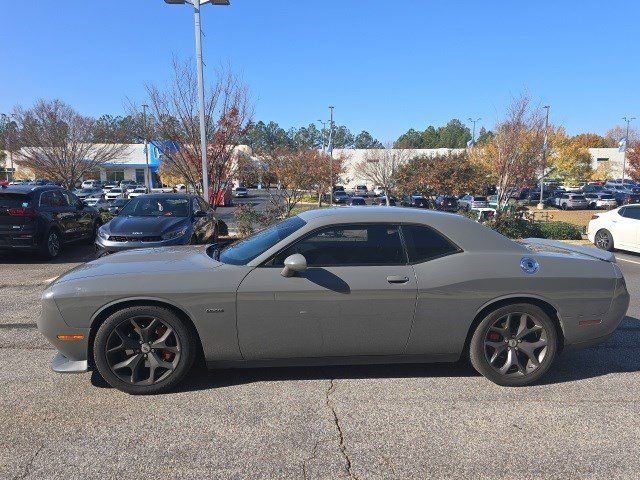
[387,275,409,284]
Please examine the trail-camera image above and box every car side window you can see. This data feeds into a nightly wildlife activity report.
[63,191,79,206]
[401,224,460,263]
[622,207,640,220]
[270,224,406,267]
[39,192,53,208]
[51,191,68,207]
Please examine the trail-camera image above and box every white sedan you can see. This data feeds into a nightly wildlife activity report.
[104,187,127,200]
[588,204,640,253]
[128,187,148,198]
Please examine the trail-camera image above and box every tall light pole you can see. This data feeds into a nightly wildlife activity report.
[317,119,326,153]
[164,0,230,198]
[328,106,334,204]
[468,117,481,146]
[622,116,635,184]
[142,104,150,190]
[538,105,550,210]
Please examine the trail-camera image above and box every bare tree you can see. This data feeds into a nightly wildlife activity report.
[476,94,545,211]
[12,100,128,189]
[144,59,252,205]
[355,146,410,204]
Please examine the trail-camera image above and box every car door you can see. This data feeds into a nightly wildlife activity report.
[613,207,640,248]
[63,190,93,238]
[236,223,418,359]
[48,190,80,241]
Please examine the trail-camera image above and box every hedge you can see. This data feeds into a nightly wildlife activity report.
[489,216,582,240]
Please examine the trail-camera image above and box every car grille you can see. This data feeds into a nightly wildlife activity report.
[108,235,162,243]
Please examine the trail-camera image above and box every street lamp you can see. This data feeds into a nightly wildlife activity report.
[328,106,334,204]
[142,104,150,190]
[164,0,230,198]
[317,119,326,153]
[622,116,636,184]
[538,106,550,210]
[468,117,481,146]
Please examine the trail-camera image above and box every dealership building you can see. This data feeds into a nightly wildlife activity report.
[0,144,631,187]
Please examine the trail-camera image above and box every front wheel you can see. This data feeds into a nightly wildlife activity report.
[469,304,558,387]
[93,306,197,394]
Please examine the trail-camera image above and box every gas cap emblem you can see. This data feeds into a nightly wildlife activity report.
[520,257,539,274]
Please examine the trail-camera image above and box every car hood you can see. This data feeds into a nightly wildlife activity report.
[105,215,189,236]
[53,245,221,284]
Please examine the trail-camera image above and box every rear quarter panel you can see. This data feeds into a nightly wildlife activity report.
[406,251,616,356]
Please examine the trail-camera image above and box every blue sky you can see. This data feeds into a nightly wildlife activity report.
[1,0,639,142]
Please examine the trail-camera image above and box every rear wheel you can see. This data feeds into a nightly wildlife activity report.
[561,203,568,210]
[594,229,614,251]
[469,304,558,387]
[40,229,61,260]
[93,305,197,394]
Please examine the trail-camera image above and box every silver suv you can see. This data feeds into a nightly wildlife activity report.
[554,193,588,210]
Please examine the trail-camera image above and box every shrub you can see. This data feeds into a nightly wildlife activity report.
[234,204,260,236]
[535,221,583,240]
[490,215,541,239]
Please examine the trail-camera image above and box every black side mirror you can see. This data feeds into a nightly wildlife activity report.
[194,210,207,217]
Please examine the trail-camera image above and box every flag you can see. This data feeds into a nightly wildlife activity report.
[619,137,627,153]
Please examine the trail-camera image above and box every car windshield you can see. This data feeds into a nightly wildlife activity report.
[216,215,307,265]
[474,196,487,201]
[118,197,190,217]
[601,194,614,199]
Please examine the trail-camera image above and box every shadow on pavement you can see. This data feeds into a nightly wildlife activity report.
[0,244,97,265]
[90,316,640,393]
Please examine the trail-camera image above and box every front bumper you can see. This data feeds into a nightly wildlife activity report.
[52,352,89,373]
[37,288,91,371]
[95,232,190,253]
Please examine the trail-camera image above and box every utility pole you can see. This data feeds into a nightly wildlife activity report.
[317,119,326,153]
[328,106,334,204]
[538,106,550,210]
[622,116,635,184]
[468,117,480,146]
[142,104,150,191]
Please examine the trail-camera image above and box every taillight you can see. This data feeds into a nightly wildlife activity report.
[591,214,599,220]
[8,207,37,218]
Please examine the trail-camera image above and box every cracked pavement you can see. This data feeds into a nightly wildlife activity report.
[1,246,640,478]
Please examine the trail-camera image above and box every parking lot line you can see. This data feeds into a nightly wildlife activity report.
[43,276,59,284]
[616,257,640,266]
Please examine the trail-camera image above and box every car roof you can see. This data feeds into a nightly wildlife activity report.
[2,185,63,195]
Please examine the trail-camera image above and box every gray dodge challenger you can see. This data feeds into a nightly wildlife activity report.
[38,207,629,394]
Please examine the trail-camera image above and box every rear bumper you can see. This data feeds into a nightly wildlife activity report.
[0,232,39,250]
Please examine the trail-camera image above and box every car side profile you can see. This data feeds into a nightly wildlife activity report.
[39,207,629,394]
[1,185,101,259]
[588,204,640,253]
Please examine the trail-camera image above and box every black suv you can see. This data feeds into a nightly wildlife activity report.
[0,185,101,259]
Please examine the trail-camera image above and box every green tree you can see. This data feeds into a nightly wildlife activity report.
[394,119,471,148]
[354,130,383,149]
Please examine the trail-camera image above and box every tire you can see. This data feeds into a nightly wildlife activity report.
[561,203,568,210]
[93,305,197,394]
[469,303,558,387]
[84,221,101,245]
[594,229,614,251]
[39,228,61,260]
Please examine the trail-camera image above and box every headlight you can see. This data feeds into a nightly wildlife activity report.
[98,226,109,240]
[163,227,189,240]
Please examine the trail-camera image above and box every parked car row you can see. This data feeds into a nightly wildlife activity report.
[1,183,220,260]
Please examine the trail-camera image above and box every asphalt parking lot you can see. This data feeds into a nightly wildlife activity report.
[1,244,639,479]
